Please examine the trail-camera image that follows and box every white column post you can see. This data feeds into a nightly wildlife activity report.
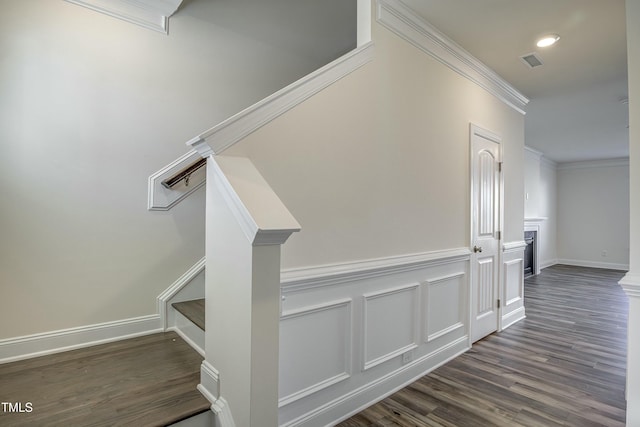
[621,1,640,425]
[189,139,300,427]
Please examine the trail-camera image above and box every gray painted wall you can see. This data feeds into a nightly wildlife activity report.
[0,0,355,339]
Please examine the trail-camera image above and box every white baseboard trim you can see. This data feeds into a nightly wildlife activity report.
[281,336,469,427]
[620,273,640,298]
[501,307,526,330]
[211,397,236,427]
[169,320,205,357]
[540,259,558,270]
[556,258,629,272]
[199,360,220,404]
[0,315,162,364]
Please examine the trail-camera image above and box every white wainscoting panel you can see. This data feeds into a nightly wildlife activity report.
[278,248,471,427]
[363,284,420,370]
[425,273,466,343]
[501,241,526,330]
[505,259,524,306]
[279,299,352,406]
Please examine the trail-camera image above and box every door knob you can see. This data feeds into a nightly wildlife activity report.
[473,246,483,253]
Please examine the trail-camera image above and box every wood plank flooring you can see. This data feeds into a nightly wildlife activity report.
[337,265,628,427]
[0,332,210,426]
[172,299,206,331]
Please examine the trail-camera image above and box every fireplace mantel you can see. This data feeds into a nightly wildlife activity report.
[524,218,546,275]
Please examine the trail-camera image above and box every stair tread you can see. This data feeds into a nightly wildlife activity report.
[0,332,210,426]
[173,299,206,331]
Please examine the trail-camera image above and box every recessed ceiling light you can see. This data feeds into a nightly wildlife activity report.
[536,34,560,48]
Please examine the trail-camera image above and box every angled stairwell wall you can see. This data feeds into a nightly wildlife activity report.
[0,0,355,355]
[212,1,528,424]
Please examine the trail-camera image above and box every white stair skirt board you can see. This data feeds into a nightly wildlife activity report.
[158,257,206,331]
[170,310,205,357]
[0,315,162,364]
[168,410,214,427]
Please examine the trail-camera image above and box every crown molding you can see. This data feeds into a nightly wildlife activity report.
[64,0,184,34]
[524,146,544,158]
[375,0,529,115]
[557,157,630,170]
[540,156,558,169]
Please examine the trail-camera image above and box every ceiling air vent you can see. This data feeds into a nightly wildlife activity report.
[520,52,543,69]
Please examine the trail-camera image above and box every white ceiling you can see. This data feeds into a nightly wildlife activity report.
[401,0,629,163]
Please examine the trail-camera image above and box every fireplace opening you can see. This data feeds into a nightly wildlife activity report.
[524,230,536,278]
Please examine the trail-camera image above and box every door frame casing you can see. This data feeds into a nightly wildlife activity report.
[469,123,504,344]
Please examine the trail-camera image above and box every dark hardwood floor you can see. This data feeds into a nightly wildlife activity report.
[0,332,209,426]
[338,265,628,427]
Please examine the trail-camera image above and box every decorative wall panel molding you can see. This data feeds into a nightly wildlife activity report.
[279,249,471,426]
[376,0,529,115]
[503,240,527,252]
[279,300,352,406]
[65,0,184,34]
[425,272,466,343]
[362,284,420,370]
[148,150,206,211]
[281,247,470,292]
[500,241,526,330]
[280,336,468,427]
[504,259,524,306]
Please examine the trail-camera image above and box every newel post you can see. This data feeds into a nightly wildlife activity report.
[189,138,300,427]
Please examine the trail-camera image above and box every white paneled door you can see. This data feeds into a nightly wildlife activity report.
[470,125,502,342]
